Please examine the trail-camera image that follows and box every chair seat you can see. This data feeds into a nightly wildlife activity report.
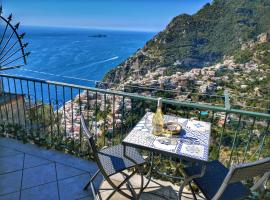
[97,144,146,176]
[183,160,250,200]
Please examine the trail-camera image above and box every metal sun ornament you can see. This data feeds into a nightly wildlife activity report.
[0,5,30,71]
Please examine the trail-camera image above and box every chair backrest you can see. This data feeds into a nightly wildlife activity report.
[81,114,114,177]
[80,114,98,156]
[228,157,270,184]
[213,157,270,200]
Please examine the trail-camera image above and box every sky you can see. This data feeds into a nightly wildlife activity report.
[1,0,211,32]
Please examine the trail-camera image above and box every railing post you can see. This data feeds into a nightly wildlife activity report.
[224,90,231,111]
[217,90,231,160]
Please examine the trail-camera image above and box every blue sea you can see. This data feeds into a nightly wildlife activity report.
[5,26,155,86]
[2,26,155,106]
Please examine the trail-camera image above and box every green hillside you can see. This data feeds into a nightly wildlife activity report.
[104,0,270,83]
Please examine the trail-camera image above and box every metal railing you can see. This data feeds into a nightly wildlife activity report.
[0,73,269,170]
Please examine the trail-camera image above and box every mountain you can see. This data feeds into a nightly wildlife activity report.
[103,0,270,84]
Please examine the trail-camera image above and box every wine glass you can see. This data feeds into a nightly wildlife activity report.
[162,115,179,145]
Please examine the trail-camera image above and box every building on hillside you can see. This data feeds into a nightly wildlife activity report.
[0,93,26,126]
[257,32,270,43]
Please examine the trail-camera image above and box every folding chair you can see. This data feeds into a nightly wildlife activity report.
[179,158,270,200]
[81,114,146,199]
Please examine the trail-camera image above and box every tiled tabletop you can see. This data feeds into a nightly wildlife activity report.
[123,112,211,162]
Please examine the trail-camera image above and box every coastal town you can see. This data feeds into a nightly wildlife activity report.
[59,92,132,139]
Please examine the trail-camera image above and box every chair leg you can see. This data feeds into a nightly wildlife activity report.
[84,180,91,191]
[105,170,138,200]
[84,169,101,190]
[90,182,98,200]
[179,164,207,200]
[121,172,137,198]
[189,182,198,200]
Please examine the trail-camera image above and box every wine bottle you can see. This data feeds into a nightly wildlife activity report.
[152,98,164,136]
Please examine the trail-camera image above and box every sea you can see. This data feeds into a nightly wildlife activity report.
[2,26,155,106]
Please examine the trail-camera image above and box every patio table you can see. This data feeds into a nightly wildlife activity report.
[122,112,211,199]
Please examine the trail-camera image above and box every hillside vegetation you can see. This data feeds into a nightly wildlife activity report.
[104,0,270,83]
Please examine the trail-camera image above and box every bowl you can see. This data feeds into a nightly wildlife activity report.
[163,122,182,135]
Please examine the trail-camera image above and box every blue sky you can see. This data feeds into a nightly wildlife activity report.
[2,0,211,32]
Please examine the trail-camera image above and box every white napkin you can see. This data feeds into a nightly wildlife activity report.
[180,143,205,158]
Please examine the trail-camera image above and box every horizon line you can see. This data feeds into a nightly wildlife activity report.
[21,24,160,33]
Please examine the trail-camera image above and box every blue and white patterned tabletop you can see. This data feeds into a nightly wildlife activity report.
[123,112,211,162]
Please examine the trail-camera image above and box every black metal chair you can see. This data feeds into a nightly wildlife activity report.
[179,158,270,200]
[81,114,146,200]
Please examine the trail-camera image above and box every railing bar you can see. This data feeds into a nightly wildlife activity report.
[13,78,21,127]
[186,107,190,118]
[257,135,267,161]
[78,89,82,154]
[47,83,53,146]
[0,97,3,123]
[40,82,46,139]
[228,115,242,167]
[131,98,134,128]
[55,85,60,137]
[217,113,228,160]
[69,88,75,152]
[120,96,125,141]
[33,81,40,142]
[26,80,33,133]
[95,91,98,139]
[164,102,167,114]
[19,79,27,131]
[103,93,106,146]
[7,78,15,126]
[0,78,4,123]
[1,77,9,125]
[211,110,215,124]
[224,90,231,110]
[86,90,90,126]
[112,94,115,145]
[71,87,74,140]
[0,77,6,122]
[141,100,146,119]
[62,86,67,138]
[126,98,133,132]
[243,117,256,163]
[257,121,270,160]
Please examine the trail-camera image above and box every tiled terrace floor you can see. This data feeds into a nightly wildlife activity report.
[0,137,187,200]
[0,137,99,200]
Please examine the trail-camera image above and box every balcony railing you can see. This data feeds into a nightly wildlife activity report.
[0,73,269,183]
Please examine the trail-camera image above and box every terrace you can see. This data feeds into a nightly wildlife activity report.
[0,73,270,200]
[0,137,180,200]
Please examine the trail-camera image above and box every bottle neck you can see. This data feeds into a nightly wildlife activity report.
[157,98,162,109]
[156,107,162,112]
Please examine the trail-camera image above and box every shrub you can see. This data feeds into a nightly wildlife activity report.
[234,49,253,63]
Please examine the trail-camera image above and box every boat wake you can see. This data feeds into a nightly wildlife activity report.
[64,56,119,73]
[101,56,119,62]
[13,56,119,83]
